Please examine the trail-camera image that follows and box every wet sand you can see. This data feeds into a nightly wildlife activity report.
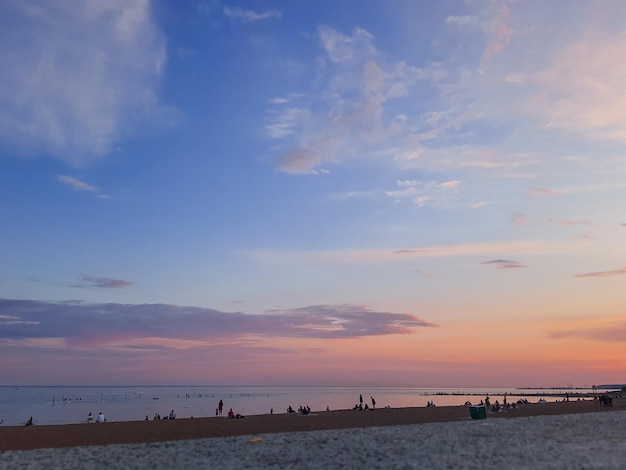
[1,399,623,451]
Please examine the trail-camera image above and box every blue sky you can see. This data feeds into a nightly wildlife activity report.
[1,0,625,386]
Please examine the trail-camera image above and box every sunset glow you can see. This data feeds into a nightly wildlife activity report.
[1,0,624,388]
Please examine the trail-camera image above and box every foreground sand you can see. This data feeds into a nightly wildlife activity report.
[1,399,623,451]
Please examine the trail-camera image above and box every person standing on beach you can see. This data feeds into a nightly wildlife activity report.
[359,394,363,407]
[371,396,376,409]
[218,399,224,416]
[97,412,105,423]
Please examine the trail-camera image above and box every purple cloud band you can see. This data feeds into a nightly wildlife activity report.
[81,276,134,288]
[550,324,626,343]
[0,299,437,345]
[575,267,626,278]
[482,259,526,269]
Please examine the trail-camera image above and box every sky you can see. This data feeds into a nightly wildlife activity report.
[1,0,625,388]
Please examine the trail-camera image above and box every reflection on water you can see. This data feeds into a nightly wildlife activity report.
[0,386,600,426]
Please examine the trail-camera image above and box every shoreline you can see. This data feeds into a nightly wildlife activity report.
[1,399,623,452]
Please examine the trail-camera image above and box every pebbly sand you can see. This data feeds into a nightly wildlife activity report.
[1,400,625,469]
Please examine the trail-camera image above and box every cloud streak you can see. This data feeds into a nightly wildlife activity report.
[57,175,97,192]
[223,7,281,22]
[57,175,111,199]
[575,267,626,278]
[74,277,134,289]
[243,240,583,265]
[482,259,526,269]
[550,324,626,343]
[546,219,591,226]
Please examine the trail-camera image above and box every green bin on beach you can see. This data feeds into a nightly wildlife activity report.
[469,405,487,419]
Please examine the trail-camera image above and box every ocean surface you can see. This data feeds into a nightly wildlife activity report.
[0,386,598,427]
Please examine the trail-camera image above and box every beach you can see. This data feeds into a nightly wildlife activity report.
[2,400,625,469]
[0,398,623,451]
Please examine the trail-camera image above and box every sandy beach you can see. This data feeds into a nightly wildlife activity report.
[1,398,623,451]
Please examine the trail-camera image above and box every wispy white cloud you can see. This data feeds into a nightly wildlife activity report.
[445,15,475,26]
[0,1,171,163]
[272,25,440,175]
[329,190,376,201]
[268,97,289,105]
[266,106,311,139]
[318,26,375,64]
[395,146,540,175]
[223,6,281,22]
[57,175,98,192]
[385,179,461,207]
[415,196,431,207]
[57,175,111,199]
[439,180,460,189]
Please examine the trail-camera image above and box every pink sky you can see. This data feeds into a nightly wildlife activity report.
[1,298,624,387]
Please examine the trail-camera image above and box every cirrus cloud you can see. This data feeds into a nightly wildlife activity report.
[0,0,171,163]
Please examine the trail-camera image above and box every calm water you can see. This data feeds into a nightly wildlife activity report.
[0,386,596,426]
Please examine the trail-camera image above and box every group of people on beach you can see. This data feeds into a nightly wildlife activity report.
[598,394,614,407]
[148,410,177,420]
[472,395,532,413]
[227,408,244,418]
[215,399,243,419]
[352,394,376,411]
[86,412,106,423]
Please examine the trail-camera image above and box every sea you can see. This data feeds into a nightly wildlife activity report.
[0,385,599,427]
